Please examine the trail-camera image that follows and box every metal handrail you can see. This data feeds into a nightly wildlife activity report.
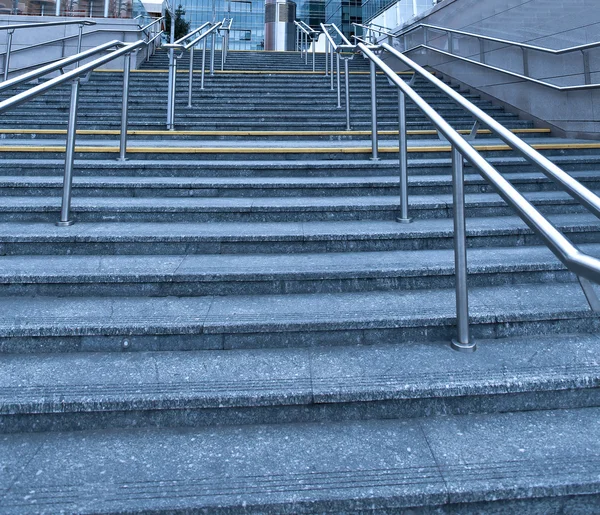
[396,23,600,56]
[349,40,600,350]
[294,20,320,71]
[162,19,231,128]
[0,19,96,31]
[360,21,599,87]
[0,39,147,226]
[0,39,121,92]
[406,45,600,91]
[1,19,163,81]
[380,42,600,217]
[321,23,353,120]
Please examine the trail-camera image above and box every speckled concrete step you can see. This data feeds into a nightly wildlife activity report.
[0,214,597,255]
[0,155,596,177]
[1,243,595,297]
[1,407,599,513]
[1,334,599,433]
[0,190,589,223]
[1,282,598,354]
[1,171,598,197]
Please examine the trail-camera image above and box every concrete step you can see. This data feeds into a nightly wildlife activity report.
[0,190,589,223]
[0,155,596,177]
[1,334,598,433]
[0,213,597,255]
[1,407,599,512]
[0,282,598,353]
[1,243,593,297]
[1,170,598,197]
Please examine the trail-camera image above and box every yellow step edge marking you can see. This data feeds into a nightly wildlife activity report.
[1,142,599,153]
[97,69,414,75]
[0,128,552,136]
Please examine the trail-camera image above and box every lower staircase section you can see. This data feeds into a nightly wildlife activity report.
[0,50,599,513]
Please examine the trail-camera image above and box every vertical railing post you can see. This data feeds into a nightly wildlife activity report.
[582,50,591,85]
[397,90,410,223]
[450,147,475,351]
[479,38,485,63]
[166,47,175,128]
[330,43,334,89]
[118,53,131,161]
[344,58,350,129]
[447,31,453,53]
[3,30,14,82]
[56,79,81,227]
[296,27,299,54]
[312,36,316,72]
[221,35,225,70]
[188,46,195,107]
[305,32,308,65]
[325,38,329,76]
[336,52,341,108]
[55,0,61,16]
[201,37,207,89]
[210,31,215,76]
[521,47,529,76]
[369,59,378,160]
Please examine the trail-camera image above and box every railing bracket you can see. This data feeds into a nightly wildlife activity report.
[577,276,600,312]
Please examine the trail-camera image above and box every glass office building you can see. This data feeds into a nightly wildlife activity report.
[362,0,435,29]
[325,0,361,40]
[180,0,265,50]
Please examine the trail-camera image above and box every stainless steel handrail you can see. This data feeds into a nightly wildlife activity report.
[1,19,164,81]
[162,19,231,128]
[359,21,600,87]
[0,39,147,226]
[294,20,320,71]
[396,23,600,56]
[351,40,600,350]
[1,20,96,81]
[380,42,600,217]
[0,39,121,92]
[0,19,96,31]
[321,23,353,124]
[406,45,600,91]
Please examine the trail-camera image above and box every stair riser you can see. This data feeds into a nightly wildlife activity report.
[1,228,598,256]
[1,386,598,435]
[0,203,586,223]
[0,269,577,298]
[3,179,597,197]
[2,314,599,355]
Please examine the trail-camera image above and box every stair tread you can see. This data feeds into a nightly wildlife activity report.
[1,334,599,412]
[1,407,599,513]
[3,243,599,283]
[1,282,597,337]
[0,213,596,241]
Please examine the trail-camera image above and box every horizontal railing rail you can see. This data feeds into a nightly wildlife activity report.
[320,38,600,350]
[0,19,96,31]
[405,45,600,91]
[0,39,148,227]
[294,20,320,71]
[162,19,232,129]
[1,18,164,81]
[355,21,600,88]
[321,23,353,126]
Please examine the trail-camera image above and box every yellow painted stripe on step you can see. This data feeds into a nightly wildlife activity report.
[2,141,599,154]
[97,69,414,75]
[0,128,552,137]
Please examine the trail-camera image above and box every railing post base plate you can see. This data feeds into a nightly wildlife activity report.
[55,220,74,227]
[396,217,412,224]
[451,338,476,352]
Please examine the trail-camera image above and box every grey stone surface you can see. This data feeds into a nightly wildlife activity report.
[1,408,599,513]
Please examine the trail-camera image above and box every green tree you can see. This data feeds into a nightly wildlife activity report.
[165,4,192,41]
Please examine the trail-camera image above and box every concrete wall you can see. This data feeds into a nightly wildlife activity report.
[0,15,156,76]
[385,0,600,138]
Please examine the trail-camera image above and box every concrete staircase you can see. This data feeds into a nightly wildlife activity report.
[1,49,599,513]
